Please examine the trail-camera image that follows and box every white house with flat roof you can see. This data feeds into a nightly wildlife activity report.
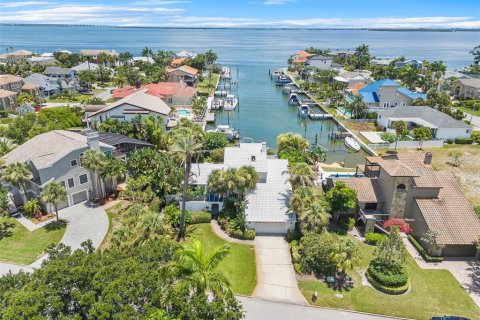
[186,142,295,234]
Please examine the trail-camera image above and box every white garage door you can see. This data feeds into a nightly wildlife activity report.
[72,190,88,205]
[252,222,286,235]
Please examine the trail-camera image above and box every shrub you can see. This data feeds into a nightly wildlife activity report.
[229,228,255,240]
[204,132,229,150]
[190,211,212,224]
[163,204,191,228]
[383,218,412,234]
[206,148,224,163]
[454,138,473,144]
[367,259,408,287]
[295,233,338,276]
[278,148,306,165]
[365,232,386,246]
[366,269,409,295]
[407,235,443,263]
[471,131,480,143]
[286,228,301,242]
[380,132,396,143]
[338,216,355,231]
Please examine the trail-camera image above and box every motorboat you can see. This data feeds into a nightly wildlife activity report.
[214,90,228,97]
[282,85,291,95]
[276,76,291,86]
[224,94,238,111]
[271,70,282,79]
[344,136,361,152]
[288,93,300,106]
[208,125,239,142]
[297,104,310,118]
[211,99,223,110]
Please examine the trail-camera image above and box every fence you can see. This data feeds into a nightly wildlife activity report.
[368,139,445,150]
[342,119,376,123]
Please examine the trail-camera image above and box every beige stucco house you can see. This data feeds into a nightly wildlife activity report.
[454,78,480,100]
[331,153,480,257]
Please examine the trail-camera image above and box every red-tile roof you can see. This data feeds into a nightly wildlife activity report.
[335,178,385,203]
[112,82,197,100]
[171,57,187,67]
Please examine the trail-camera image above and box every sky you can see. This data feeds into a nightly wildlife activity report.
[0,0,480,28]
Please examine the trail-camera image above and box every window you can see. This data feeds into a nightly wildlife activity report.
[70,159,78,167]
[251,155,256,162]
[396,184,406,193]
[383,102,390,108]
[68,178,75,188]
[79,174,88,184]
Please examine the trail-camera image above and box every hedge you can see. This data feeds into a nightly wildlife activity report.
[189,211,212,224]
[364,232,386,246]
[229,228,255,240]
[454,138,474,144]
[407,235,443,263]
[367,260,409,287]
[366,269,409,295]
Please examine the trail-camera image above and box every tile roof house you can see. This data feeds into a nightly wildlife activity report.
[44,66,77,80]
[454,78,480,100]
[112,82,197,107]
[25,73,70,97]
[395,59,424,69]
[0,50,33,63]
[87,90,171,127]
[290,51,314,63]
[377,106,472,141]
[352,78,427,111]
[187,142,295,234]
[166,66,199,86]
[0,75,40,110]
[331,153,480,257]
[175,50,197,58]
[2,130,115,210]
[71,62,101,72]
[305,54,334,70]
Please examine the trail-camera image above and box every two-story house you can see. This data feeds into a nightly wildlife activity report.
[0,50,33,64]
[44,66,77,81]
[79,49,118,67]
[454,78,480,100]
[0,75,40,110]
[2,130,115,210]
[186,142,295,234]
[329,153,480,257]
[352,79,427,111]
[166,66,199,87]
[305,54,334,70]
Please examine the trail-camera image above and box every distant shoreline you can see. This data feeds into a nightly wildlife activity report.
[1,23,479,32]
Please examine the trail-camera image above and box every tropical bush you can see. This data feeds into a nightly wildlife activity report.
[190,211,212,224]
[204,132,229,150]
[367,259,409,287]
[293,232,338,276]
[338,216,356,232]
[454,137,474,144]
[472,131,480,143]
[383,218,412,234]
[278,148,306,164]
[380,132,396,143]
[206,148,224,163]
[365,232,386,245]
[365,269,409,295]
[164,204,191,228]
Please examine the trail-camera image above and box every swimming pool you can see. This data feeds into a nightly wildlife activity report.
[177,109,192,118]
[337,106,352,115]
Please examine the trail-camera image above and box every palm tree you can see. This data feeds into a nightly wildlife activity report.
[400,65,420,90]
[235,165,259,199]
[113,74,127,88]
[3,162,31,203]
[290,187,315,215]
[347,94,368,119]
[0,138,17,156]
[306,145,327,165]
[393,120,407,151]
[288,162,317,189]
[299,200,331,234]
[141,47,153,59]
[163,239,232,298]
[23,198,42,218]
[41,182,68,223]
[329,238,362,281]
[169,130,204,241]
[81,149,107,200]
[277,132,309,154]
[100,155,126,195]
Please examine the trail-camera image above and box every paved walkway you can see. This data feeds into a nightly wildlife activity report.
[253,236,307,305]
[0,202,109,276]
[210,220,255,245]
[239,296,402,320]
[402,236,480,308]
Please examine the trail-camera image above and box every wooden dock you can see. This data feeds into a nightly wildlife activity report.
[206,112,215,123]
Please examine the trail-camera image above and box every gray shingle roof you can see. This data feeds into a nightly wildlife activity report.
[44,66,73,76]
[378,106,471,129]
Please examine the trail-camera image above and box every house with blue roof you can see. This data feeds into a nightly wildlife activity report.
[350,78,427,111]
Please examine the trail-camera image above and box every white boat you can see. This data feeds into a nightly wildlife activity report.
[297,104,310,118]
[214,90,228,97]
[288,93,299,106]
[224,94,238,111]
[271,70,282,79]
[345,136,361,152]
[208,125,239,141]
[211,99,223,110]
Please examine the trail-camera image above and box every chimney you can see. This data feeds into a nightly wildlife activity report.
[261,141,267,153]
[135,80,141,89]
[424,152,432,165]
[86,130,100,149]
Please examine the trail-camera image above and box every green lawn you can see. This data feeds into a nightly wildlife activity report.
[48,94,95,103]
[0,217,66,265]
[198,73,220,96]
[298,237,480,320]
[187,223,256,296]
[457,106,480,117]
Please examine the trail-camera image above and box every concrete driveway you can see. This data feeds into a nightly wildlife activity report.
[0,202,109,276]
[253,236,307,305]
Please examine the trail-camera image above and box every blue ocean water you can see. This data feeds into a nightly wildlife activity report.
[1,25,478,164]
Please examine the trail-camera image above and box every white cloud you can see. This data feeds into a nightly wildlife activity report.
[262,0,295,5]
[0,1,52,8]
[128,0,190,5]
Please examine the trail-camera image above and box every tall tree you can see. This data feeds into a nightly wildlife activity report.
[81,149,107,199]
[41,182,68,223]
[100,155,126,194]
[288,162,317,189]
[169,130,204,241]
[329,238,362,279]
[470,44,480,65]
[413,127,433,149]
[141,47,154,59]
[325,181,357,218]
[392,120,407,151]
[3,162,31,203]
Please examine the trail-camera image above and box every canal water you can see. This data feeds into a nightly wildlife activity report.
[3,26,478,165]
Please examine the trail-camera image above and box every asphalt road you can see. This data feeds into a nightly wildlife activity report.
[239,297,404,320]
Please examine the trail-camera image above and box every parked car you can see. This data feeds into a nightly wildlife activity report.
[431,317,470,320]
